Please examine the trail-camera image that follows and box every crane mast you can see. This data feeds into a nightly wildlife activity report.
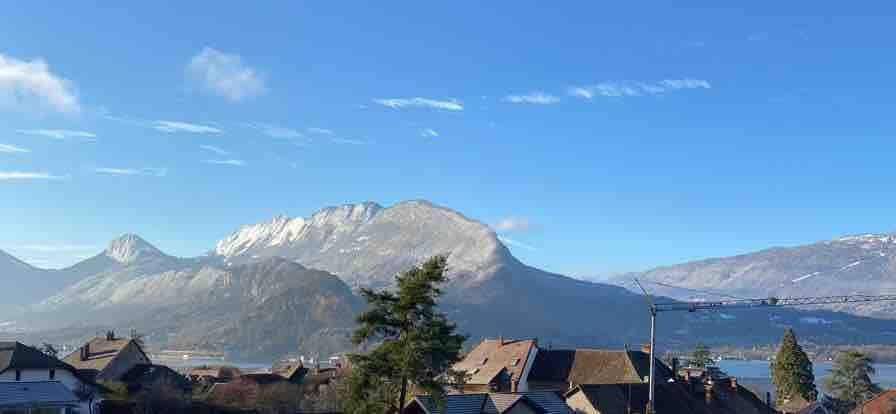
[635,280,896,414]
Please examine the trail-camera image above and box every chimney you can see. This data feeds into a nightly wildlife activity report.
[641,344,651,354]
[498,335,504,346]
[672,358,679,378]
[80,344,89,361]
[106,330,115,341]
[730,377,738,390]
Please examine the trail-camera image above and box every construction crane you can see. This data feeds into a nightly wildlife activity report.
[633,279,896,414]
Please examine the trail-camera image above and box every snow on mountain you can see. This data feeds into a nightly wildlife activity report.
[104,233,167,264]
[616,231,896,318]
[213,200,510,289]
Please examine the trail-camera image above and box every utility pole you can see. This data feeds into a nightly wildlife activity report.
[634,279,657,414]
[633,279,896,414]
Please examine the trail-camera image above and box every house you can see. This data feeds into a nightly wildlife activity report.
[118,363,192,396]
[452,338,539,393]
[565,383,712,414]
[850,389,896,414]
[0,381,81,413]
[0,341,99,413]
[403,391,572,414]
[187,365,242,384]
[203,372,302,411]
[527,347,672,391]
[777,394,828,414]
[272,359,308,383]
[62,331,151,382]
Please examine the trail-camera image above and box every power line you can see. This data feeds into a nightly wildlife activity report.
[636,278,749,301]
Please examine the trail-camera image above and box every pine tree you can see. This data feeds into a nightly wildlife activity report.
[343,256,467,414]
[822,350,880,412]
[771,328,817,406]
[690,344,714,368]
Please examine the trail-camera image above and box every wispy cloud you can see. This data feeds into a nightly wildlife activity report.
[307,127,334,135]
[504,91,560,105]
[0,143,29,153]
[0,53,80,114]
[498,236,538,251]
[154,120,222,134]
[331,137,365,145]
[420,128,439,138]
[493,216,531,233]
[200,144,230,156]
[241,123,306,141]
[204,159,245,166]
[570,79,711,99]
[0,171,67,180]
[186,47,266,102]
[373,97,463,111]
[17,129,96,141]
[94,167,167,177]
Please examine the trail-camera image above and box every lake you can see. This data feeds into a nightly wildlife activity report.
[719,360,896,399]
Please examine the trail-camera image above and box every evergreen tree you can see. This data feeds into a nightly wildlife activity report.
[690,344,714,368]
[343,256,466,414]
[771,329,817,406]
[822,350,880,412]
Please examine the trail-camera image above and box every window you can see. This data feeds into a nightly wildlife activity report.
[511,358,520,366]
[50,369,55,379]
[15,370,20,381]
[481,358,488,365]
[471,368,480,375]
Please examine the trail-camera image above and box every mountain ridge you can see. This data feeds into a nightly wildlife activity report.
[5,200,896,360]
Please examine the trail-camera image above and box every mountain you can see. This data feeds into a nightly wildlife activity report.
[8,201,896,361]
[613,232,896,318]
[214,200,508,291]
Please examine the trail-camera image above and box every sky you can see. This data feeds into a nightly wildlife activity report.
[2,2,896,275]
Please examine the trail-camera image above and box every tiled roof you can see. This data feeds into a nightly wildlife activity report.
[411,393,489,414]
[482,393,523,414]
[62,336,136,373]
[119,364,192,391]
[453,339,536,385]
[0,342,73,374]
[850,389,896,414]
[0,381,79,408]
[188,365,243,379]
[529,349,670,385]
[568,383,712,414]
[272,361,307,381]
[519,391,573,414]
[411,392,571,414]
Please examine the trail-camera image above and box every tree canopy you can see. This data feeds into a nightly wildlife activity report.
[822,349,880,413]
[343,256,466,414]
[771,328,817,406]
[690,343,714,368]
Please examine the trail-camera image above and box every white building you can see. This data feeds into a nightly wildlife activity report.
[0,342,99,413]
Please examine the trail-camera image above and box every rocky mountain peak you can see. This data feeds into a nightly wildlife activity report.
[104,233,164,264]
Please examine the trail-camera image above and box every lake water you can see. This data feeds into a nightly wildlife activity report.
[718,360,896,398]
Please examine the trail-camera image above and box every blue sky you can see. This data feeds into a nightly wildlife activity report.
[2,2,896,275]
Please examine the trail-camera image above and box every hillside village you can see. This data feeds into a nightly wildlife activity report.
[5,330,893,414]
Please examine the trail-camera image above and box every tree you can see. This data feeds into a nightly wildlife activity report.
[690,344,714,368]
[771,329,817,406]
[822,350,881,412]
[343,256,467,414]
